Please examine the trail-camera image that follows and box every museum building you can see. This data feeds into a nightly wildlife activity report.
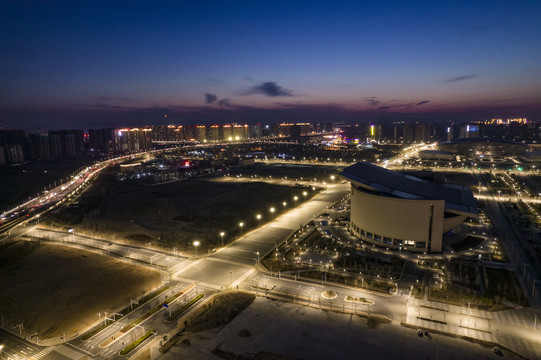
[340,162,477,252]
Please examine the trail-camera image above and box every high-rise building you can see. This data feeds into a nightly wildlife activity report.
[7,144,24,164]
[0,146,6,165]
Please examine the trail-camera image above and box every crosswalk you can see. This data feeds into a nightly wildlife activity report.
[29,347,54,360]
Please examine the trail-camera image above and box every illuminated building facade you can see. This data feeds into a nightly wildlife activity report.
[341,162,477,253]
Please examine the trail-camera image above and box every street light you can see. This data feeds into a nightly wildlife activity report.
[257,214,261,226]
[270,207,275,217]
[239,222,244,234]
[282,201,287,210]
[293,196,298,204]
[330,175,335,182]
[193,240,200,257]
[220,232,225,246]
[303,191,307,199]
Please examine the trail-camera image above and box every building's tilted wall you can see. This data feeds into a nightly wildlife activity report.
[349,185,445,252]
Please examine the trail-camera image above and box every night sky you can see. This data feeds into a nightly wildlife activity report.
[1,1,541,129]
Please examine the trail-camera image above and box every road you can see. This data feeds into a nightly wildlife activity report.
[3,144,541,358]
[67,281,215,360]
[171,182,350,288]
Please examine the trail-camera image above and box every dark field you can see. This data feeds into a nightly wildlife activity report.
[48,166,319,252]
[231,162,341,181]
[0,240,160,339]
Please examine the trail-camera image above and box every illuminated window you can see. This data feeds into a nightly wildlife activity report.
[383,237,392,244]
[404,240,415,246]
[394,239,403,246]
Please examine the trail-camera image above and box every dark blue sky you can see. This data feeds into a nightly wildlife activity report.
[1,1,540,129]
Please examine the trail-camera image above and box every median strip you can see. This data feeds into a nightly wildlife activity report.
[120,329,155,356]
[81,285,169,340]
[165,294,205,321]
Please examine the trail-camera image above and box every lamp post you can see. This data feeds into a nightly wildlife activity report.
[220,232,225,246]
[193,240,200,257]
[239,222,244,235]
[293,196,298,205]
[533,279,540,296]
[257,214,261,226]
[270,207,275,218]
[303,191,307,199]
[330,175,335,182]
[282,202,287,211]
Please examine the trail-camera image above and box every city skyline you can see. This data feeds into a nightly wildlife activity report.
[1,1,541,129]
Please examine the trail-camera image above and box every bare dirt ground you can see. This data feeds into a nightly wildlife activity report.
[0,240,161,340]
[48,167,314,252]
[163,297,519,360]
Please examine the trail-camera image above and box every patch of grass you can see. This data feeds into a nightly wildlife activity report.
[120,329,155,355]
[484,268,529,307]
[166,294,204,321]
[452,235,484,252]
[345,295,371,303]
[186,292,255,332]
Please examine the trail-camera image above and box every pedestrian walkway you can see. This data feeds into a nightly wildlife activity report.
[405,297,541,359]
[53,345,86,360]
[29,347,54,359]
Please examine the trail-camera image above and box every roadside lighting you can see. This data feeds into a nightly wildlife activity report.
[257,214,262,226]
[303,191,307,199]
[330,175,335,182]
[282,201,287,210]
[220,232,225,246]
[193,240,200,257]
[293,196,298,204]
[239,222,244,234]
[270,207,275,217]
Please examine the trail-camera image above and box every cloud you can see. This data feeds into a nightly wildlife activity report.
[364,97,380,106]
[445,74,478,83]
[245,82,293,97]
[204,93,217,104]
[204,78,223,83]
[417,100,430,106]
[217,98,231,106]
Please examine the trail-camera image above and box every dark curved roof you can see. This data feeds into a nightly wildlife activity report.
[340,162,477,215]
